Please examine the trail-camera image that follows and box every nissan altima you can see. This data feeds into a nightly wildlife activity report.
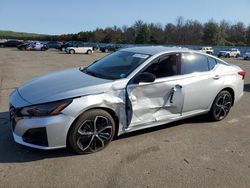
[9,46,245,154]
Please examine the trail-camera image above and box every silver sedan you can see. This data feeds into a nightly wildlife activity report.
[9,46,245,154]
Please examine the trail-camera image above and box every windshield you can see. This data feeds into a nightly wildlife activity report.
[85,51,151,80]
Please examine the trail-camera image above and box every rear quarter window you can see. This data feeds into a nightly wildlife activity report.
[208,57,217,70]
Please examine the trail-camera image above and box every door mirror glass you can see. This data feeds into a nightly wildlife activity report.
[134,72,156,83]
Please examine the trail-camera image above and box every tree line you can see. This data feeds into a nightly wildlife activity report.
[1,17,250,46]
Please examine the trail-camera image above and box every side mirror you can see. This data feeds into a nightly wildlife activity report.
[134,72,156,83]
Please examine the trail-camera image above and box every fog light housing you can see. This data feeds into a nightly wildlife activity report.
[22,127,48,146]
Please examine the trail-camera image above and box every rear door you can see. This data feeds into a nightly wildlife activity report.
[180,53,223,114]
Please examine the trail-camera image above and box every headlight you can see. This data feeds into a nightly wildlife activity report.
[20,99,73,116]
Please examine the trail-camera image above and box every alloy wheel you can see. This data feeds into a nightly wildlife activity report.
[76,116,112,153]
[214,93,232,120]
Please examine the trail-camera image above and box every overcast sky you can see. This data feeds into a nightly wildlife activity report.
[0,0,250,34]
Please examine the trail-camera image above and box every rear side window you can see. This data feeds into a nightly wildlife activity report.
[181,53,209,74]
[208,57,217,70]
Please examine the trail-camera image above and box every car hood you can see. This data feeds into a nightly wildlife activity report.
[18,68,114,104]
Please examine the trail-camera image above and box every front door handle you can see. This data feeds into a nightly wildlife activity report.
[175,84,182,89]
[170,85,182,103]
[213,75,221,80]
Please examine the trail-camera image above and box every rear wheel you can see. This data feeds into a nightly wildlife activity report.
[235,54,240,58]
[208,90,232,121]
[68,109,115,154]
[87,50,92,55]
[69,49,75,54]
[226,53,230,58]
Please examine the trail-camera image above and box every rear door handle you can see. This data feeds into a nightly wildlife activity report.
[213,75,221,80]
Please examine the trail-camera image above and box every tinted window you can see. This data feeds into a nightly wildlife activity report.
[208,57,217,70]
[181,53,209,74]
[143,54,179,78]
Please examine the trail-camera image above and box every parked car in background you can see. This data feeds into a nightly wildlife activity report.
[0,40,22,48]
[9,46,245,154]
[199,47,214,54]
[59,41,80,51]
[100,44,121,52]
[17,42,48,51]
[45,41,62,49]
[218,48,240,58]
[65,44,93,54]
[243,52,250,60]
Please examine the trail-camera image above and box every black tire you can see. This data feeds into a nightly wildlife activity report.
[68,109,116,154]
[208,90,232,121]
[69,49,75,54]
[21,46,26,51]
[226,54,230,58]
[235,54,240,58]
[87,50,92,55]
[41,47,45,51]
[0,44,4,48]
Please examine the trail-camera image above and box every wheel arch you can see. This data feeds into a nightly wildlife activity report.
[222,87,235,106]
[217,87,235,106]
[66,107,120,146]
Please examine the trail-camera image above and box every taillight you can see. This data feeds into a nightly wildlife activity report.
[238,71,246,79]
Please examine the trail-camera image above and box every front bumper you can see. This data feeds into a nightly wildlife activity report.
[11,114,75,150]
[9,90,75,149]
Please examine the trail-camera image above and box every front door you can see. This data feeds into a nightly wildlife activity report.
[126,53,185,128]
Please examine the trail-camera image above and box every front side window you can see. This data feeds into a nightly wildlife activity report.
[143,54,180,78]
[85,51,151,80]
[181,53,209,74]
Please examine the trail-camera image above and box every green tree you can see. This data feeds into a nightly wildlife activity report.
[135,24,150,44]
[202,21,220,45]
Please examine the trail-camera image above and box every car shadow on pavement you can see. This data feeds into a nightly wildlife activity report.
[244,83,250,92]
[0,111,209,163]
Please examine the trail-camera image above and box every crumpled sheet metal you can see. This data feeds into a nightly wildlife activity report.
[127,82,184,127]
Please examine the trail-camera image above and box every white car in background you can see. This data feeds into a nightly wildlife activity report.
[243,52,250,60]
[199,47,214,54]
[66,45,93,55]
[218,48,241,58]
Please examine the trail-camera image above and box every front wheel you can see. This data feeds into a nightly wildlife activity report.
[68,109,115,154]
[208,90,232,121]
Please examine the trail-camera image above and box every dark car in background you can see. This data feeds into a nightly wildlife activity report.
[100,44,121,52]
[0,40,23,48]
[45,41,62,49]
[17,41,48,51]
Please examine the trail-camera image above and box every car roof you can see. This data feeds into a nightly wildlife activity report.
[120,46,190,55]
